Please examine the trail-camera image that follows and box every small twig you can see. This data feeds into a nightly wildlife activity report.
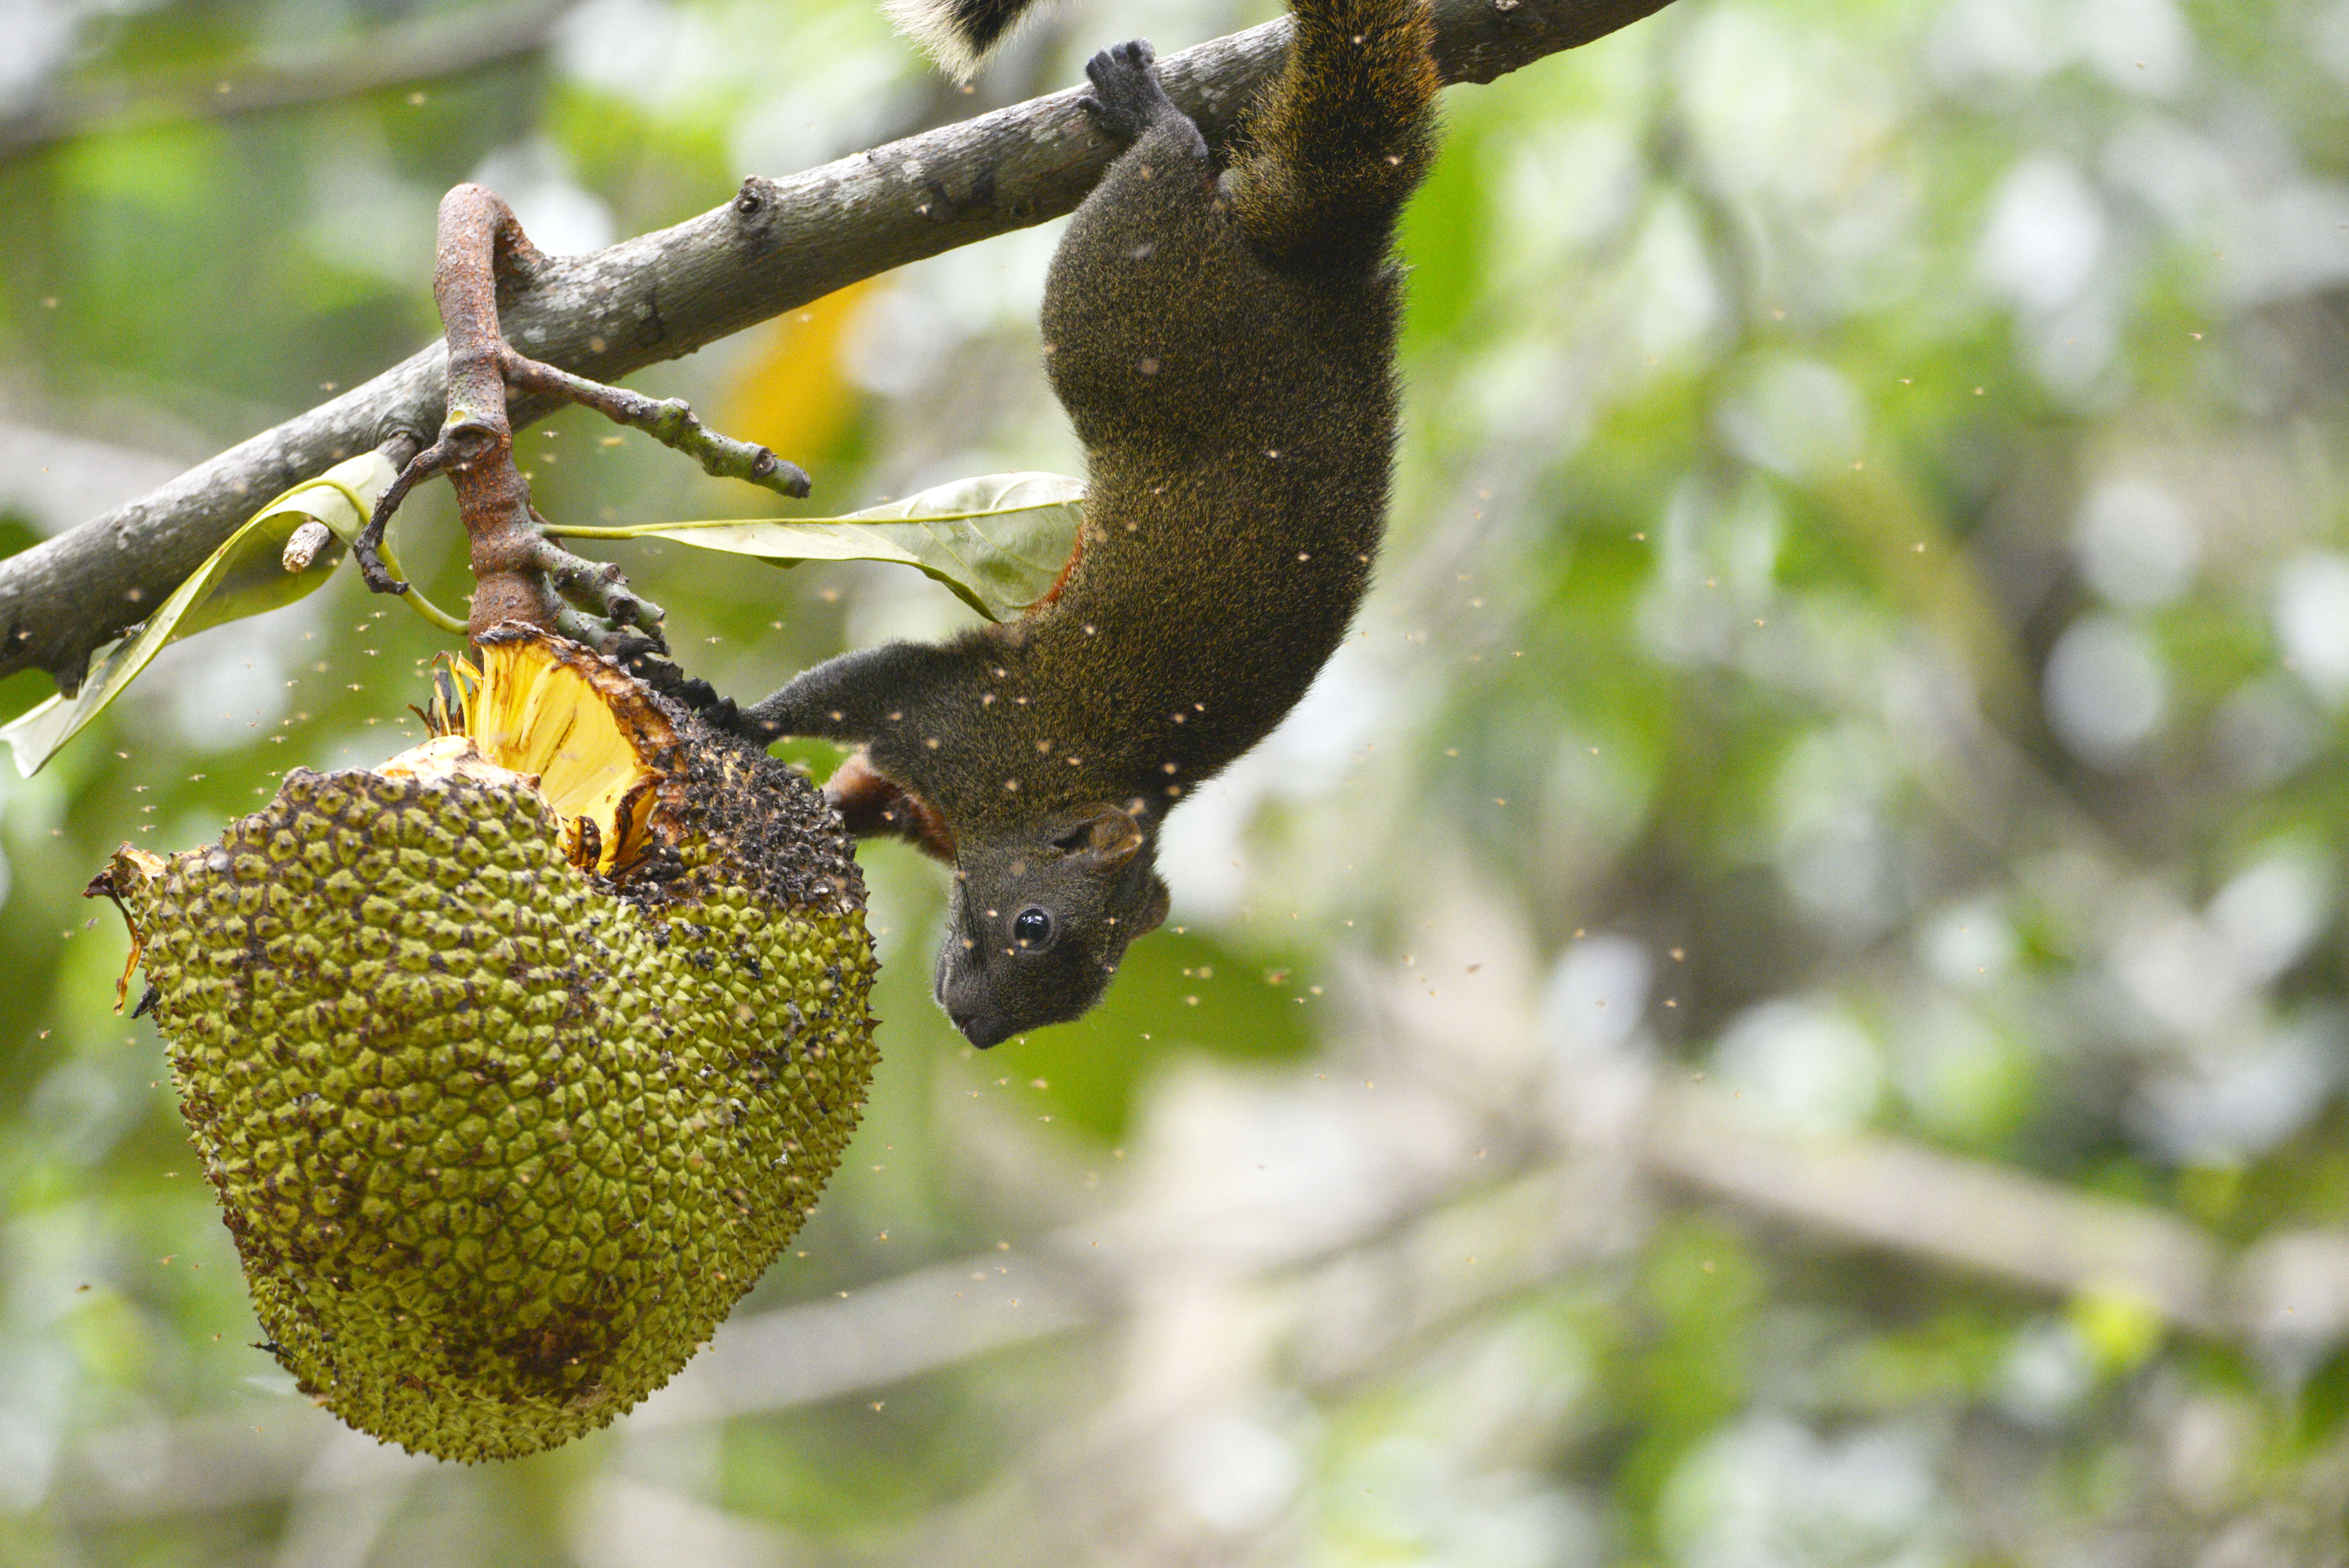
[535,530,668,634]
[352,441,452,595]
[279,520,332,574]
[500,351,811,497]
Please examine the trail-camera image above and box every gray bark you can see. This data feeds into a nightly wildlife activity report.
[0,0,1674,693]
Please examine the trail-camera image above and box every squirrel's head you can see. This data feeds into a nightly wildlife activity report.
[934,803,1170,1049]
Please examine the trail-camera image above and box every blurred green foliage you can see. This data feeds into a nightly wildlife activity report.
[8,0,2349,1561]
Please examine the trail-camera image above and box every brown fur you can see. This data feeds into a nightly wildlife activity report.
[737,0,1438,1046]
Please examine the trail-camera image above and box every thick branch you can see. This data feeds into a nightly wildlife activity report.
[0,0,1674,693]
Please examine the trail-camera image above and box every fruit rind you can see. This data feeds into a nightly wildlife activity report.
[94,633,878,1461]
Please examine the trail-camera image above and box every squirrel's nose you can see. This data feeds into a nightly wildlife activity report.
[949,1006,1015,1050]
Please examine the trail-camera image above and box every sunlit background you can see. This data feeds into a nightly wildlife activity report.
[7,0,2349,1561]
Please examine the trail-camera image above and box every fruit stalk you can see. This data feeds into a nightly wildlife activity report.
[352,184,809,649]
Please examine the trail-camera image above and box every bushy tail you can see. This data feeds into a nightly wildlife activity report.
[1226,0,1441,271]
[884,0,1044,81]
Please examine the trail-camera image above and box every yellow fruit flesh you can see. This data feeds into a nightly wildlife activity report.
[434,634,681,878]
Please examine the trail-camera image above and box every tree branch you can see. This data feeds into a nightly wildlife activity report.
[52,1073,2349,1518]
[0,0,1674,695]
[0,0,585,161]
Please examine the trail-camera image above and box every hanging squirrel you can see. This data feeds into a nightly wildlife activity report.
[706,0,1439,1048]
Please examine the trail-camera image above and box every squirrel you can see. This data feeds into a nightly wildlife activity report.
[714,0,1440,1048]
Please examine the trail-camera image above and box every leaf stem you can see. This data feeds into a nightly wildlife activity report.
[370,536,469,634]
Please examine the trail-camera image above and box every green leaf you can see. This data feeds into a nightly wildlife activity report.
[0,450,399,778]
[562,471,1085,622]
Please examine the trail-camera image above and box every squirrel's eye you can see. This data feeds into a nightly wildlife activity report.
[1012,907,1055,949]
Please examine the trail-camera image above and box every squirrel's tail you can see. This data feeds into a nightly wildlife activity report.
[1226,0,1440,271]
[884,0,1045,80]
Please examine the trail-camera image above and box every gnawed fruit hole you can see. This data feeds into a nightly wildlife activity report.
[418,625,683,877]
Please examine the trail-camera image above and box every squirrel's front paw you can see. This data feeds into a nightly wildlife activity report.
[1079,39,1170,143]
[606,634,737,720]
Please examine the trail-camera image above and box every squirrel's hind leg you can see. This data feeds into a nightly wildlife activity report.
[1073,38,1212,176]
[1224,0,1439,269]
[1044,41,1224,445]
[1079,40,1180,143]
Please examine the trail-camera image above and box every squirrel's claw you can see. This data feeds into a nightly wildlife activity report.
[1080,39,1169,142]
[601,634,751,735]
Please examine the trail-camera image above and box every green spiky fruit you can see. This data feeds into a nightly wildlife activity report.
[90,627,878,1461]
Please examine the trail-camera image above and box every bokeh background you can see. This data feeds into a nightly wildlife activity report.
[7,0,2349,1561]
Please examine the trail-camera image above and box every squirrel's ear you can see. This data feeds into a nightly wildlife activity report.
[1133,875,1170,937]
[1070,806,1145,871]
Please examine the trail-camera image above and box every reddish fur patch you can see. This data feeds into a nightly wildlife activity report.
[1030,524,1086,615]
[825,752,957,861]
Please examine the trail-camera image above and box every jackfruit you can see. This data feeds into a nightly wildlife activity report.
[89,625,878,1462]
